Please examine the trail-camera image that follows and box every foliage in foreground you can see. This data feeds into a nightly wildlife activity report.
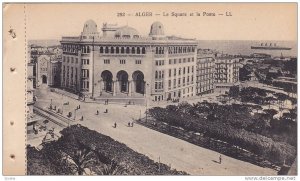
[148,102,297,166]
[27,125,187,175]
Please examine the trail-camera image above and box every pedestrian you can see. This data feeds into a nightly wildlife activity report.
[219,155,222,164]
[131,122,134,127]
[96,110,99,115]
[128,122,130,127]
[107,99,109,105]
[81,116,84,121]
[78,105,80,109]
[114,122,117,128]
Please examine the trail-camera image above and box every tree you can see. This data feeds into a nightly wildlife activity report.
[60,141,100,175]
[239,66,252,81]
[229,86,239,102]
[95,160,125,175]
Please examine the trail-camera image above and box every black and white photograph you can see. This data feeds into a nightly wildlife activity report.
[2,2,298,178]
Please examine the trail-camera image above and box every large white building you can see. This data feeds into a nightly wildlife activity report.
[60,20,198,102]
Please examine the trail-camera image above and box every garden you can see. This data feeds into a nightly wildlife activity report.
[27,125,187,175]
[138,100,296,171]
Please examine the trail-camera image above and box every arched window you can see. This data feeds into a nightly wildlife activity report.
[132,47,135,54]
[111,47,114,54]
[142,47,146,54]
[126,47,130,54]
[137,47,140,54]
[156,47,159,54]
[121,47,125,54]
[87,46,90,53]
[116,47,119,54]
[105,47,109,54]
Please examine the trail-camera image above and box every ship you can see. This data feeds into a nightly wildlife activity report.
[251,43,291,50]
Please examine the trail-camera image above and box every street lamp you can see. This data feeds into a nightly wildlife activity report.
[145,83,149,122]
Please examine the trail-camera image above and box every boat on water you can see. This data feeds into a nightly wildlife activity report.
[251,43,291,50]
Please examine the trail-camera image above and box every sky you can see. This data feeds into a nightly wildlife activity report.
[25,3,297,41]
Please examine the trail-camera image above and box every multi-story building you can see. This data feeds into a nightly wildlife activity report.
[60,20,198,101]
[196,49,216,95]
[27,63,36,131]
[214,55,240,94]
[36,54,52,86]
[48,59,62,87]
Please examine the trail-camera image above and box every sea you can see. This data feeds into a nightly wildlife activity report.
[29,39,297,58]
[198,40,297,58]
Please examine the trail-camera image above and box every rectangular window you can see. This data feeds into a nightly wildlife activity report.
[174,68,176,76]
[135,60,141,64]
[173,79,176,87]
[156,60,158,66]
[188,66,190,73]
[179,59,181,63]
[169,69,171,77]
[169,59,172,64]
[168,80,171,88]
[174,59,177,64]
[104,59,110,64]
[120,59,126,64]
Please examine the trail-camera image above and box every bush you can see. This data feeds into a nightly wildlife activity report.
[148,102,297,166]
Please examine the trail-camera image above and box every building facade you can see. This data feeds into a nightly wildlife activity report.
[27,63,35,123]
[196,49,216,95]
[36,54,51,86]
[60,20,198,101]
[48,60,62,87]
[214,56,240,94]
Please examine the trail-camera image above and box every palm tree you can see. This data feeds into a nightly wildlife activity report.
[61,141,99,175]
[96,160,125,175]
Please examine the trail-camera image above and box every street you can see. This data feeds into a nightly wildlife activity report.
[31,86,277,175]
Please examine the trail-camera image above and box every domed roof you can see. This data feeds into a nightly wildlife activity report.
[82,19,98,34]
[149,21,165,36]
[115,26,139,38]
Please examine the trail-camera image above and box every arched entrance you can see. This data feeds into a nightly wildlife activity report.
[101,70,113,92]
[117,70,129,92]
[42,75,47,84]
[132,71,145,94]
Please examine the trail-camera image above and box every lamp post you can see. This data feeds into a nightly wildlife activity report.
[145,83,149,122]
[91,36,95,98]
[61,94,64,115]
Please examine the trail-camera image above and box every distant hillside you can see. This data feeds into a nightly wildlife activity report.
[28,39,60,47]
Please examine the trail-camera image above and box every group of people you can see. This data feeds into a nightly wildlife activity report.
[127,121,134,127]
[112,121,134,128]
[104,99,109,105]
